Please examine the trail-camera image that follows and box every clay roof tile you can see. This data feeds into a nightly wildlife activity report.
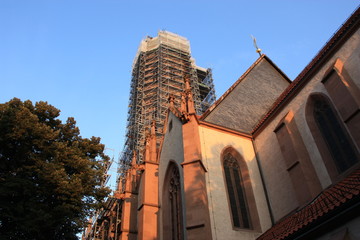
[257,168,360,240]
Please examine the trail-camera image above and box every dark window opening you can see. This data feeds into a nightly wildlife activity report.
[169,120,173,132]
[314,98,358,173]
[223,153,251,229]
[167,165,183,240]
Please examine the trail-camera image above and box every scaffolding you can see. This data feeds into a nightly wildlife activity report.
[117,31,216,184]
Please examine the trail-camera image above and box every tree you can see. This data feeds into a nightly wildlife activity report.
[0,98,111,239]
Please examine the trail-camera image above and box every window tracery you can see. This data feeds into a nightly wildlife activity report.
[163,163,183,240]
[169,166,182,240]
[223,152,251,229]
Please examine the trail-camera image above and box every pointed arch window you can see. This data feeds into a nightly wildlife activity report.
[223,152,251,229]
[169,166,182,240]
[163,163,183,240]
[313,97,358,173]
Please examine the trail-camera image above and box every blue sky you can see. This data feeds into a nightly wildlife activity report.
[1,1,359,190]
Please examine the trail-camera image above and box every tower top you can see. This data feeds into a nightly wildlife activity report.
[133,31,191,69]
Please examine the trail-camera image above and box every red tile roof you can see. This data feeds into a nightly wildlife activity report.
[257,168,360,240]
[252,6,360,136]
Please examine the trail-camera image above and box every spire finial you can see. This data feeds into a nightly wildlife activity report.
[151,120,156,136]
[168,94,175,108]
[131,150,137,166]
[184,76,191,91]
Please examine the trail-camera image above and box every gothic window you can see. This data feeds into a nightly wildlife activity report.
[163,163,183,240]
[223,152,251,229]
[169,166,182,240]
[313,97,358,173]
[321,60,360,150]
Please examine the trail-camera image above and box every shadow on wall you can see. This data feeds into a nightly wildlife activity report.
[181,157,212,239]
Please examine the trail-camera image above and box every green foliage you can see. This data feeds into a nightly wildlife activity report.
[0,98,111,239]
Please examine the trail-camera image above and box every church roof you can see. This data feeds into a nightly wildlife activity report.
[252,6,360,136]
[257,167,360,240]
[200,54,290,120]
[200,55,291,133]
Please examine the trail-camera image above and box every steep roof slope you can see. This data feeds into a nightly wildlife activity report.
[201,55,291,133]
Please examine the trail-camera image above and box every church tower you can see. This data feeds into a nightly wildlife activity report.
[118,31,216,183]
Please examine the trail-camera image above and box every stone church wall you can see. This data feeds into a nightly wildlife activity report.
[198,124,271,240]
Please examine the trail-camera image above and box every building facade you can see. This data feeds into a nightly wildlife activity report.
[83,6,360,240]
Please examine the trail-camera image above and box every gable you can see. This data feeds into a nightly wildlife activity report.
[202,56,290,133]
[159,111,184,167]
